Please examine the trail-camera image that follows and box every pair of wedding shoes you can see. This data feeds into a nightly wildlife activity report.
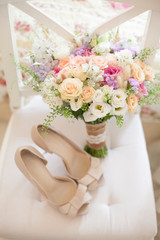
[15,125,103,217]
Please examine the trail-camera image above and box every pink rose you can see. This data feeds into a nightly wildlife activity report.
[104,65,122,77]
[136,82,148,100]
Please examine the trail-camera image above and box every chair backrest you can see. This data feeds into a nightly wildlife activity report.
[0,0,160,110]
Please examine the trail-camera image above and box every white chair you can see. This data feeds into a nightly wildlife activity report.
[0,1,158,239]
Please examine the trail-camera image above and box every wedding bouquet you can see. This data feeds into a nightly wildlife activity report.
[19,31,160,158]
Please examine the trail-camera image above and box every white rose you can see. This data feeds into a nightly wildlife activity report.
[70,97,83,111]
[111,89,127,108]
[111,103,128,116]
[83,110,98,122]
[90,102,111,118]
[92,89,105,103]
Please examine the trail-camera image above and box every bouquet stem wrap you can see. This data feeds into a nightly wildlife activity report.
[84,122,108,158]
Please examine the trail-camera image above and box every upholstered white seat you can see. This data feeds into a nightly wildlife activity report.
[0,96,157,240]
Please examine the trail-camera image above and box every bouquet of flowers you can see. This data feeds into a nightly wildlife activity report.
[19,31,160,158]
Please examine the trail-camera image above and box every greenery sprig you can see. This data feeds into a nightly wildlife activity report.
[136,47,158,62]
[139,82,160,105]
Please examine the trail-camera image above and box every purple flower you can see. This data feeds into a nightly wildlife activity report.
[29,63,51,81]
[128,78,139,91]
[111,40,137,57]
[83,33,95,47]
[100,75,118,89]
[73,46,92,56]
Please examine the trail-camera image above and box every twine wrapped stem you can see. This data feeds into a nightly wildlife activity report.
[84,122,108,158]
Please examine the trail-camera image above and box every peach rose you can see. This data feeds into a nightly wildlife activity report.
[89,56,107,69]
[58,56,74,69]
[81,86,95,103]
[73,56,87,66]
[127,94,139,113]
[131,62,145,84]
[58,78,83,100]
[134,59,145,69]
[143,64,155,81]
[106,53,118,65]
[72,66,86,81]
[57,67,72,80]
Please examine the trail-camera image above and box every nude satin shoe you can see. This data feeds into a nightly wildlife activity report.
[15,146,92,217]
[31,125,103,191]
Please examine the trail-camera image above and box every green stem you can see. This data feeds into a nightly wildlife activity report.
[84,145,108,158]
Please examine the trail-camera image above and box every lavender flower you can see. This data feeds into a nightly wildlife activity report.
[83,33,95,47]
[101,75,118,89]
[128,78,139,91]
[111,40,137,57]
[73,46,92,56]
[29,63,51,81]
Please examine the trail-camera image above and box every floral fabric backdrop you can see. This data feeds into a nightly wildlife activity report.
[0,0,160,121]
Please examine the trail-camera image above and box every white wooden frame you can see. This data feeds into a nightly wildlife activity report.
[0,0,160,110]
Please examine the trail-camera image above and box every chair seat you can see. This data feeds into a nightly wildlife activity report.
[0,96,157,240]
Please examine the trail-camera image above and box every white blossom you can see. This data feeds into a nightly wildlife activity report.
[70,97,83,111]
[92,42,110,55]
[82,62,104,87]
[111,89,127,108]
[111,103,128,116]
[115,49,133,66]
[92,89,105,103]
[90,102,111,118]
[83,110,98,122]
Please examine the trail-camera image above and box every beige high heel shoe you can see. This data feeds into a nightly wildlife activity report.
[31,125,103,190]
[15,146,92,217]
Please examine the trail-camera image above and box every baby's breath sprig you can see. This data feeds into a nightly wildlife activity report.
[136,47,157,62]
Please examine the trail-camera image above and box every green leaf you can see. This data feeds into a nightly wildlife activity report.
[115,115,124,127]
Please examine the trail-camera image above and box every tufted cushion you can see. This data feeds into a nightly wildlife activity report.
[0,96,157,240]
